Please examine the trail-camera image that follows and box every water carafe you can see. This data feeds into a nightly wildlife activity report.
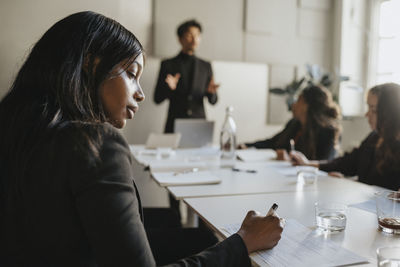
[220,106,237,159]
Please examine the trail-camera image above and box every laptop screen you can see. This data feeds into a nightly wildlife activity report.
[174,119,215,148]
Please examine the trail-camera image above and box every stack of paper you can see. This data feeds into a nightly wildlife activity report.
[151,171,222,186]
[222,219,368,267]
[149,161,210,173]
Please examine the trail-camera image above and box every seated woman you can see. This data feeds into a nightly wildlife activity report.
[241,85,341,161]
[290,83,400,191]
[0,11,283,266]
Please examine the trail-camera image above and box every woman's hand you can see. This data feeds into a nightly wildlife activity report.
[289,151,309,165]
[328,172,344,178]
[237,210,283,254]
[276,149,290,161]
[237,143,248,150]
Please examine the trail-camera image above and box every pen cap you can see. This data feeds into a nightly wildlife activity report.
[271,203,278,211]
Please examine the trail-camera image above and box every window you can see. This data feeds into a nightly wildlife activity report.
[375,0,400,84]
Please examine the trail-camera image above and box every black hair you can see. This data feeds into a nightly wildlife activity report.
[0,11,143,203]
[300,85,341,159]
[375,83,400,173]
[177,19,202,38]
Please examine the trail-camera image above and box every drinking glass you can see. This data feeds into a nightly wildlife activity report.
[377,246,400,266]
[375,190,400,234]
[315,201,347,232]
[297,167,318,185]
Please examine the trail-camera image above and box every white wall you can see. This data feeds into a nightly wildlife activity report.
[0,0,152,97]
[153,0,244,62]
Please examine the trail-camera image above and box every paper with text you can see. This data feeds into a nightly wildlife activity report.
[222,219,367,267]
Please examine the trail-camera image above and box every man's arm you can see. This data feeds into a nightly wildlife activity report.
[205,64,218,105]
[154,61,173,104]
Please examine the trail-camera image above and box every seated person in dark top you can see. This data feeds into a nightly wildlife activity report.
[290,83,400,191]
[0,11,283,266]
[240,85,341,161]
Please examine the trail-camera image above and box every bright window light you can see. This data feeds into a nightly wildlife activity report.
[376,0,400,84]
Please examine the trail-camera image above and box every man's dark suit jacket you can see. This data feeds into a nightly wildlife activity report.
[245,118,337,160]
[320,131,400,190]
[0,122,250,266]
[154,53,218,133]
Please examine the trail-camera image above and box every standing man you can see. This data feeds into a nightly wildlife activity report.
[154,19,219,133]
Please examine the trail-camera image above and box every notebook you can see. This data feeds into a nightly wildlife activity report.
[174,119,214,148]
[151,170,221,186]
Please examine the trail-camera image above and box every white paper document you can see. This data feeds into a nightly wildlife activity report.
[222,219,367,267]
[151,171,221,186]
[349,199,377,214]
[148,161,211,173]
[274,166,327,177]
[236,149,276,162]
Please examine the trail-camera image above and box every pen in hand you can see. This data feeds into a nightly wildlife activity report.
[266,203,278,216]
[290,139,295,152]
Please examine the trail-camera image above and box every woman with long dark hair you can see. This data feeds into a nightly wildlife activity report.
[291,83,400,191]
[0,11,282,266]
[242,85,341,160]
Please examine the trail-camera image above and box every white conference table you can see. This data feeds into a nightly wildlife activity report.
[184,189,400,266]
[130,145,376,200]
[167,163,375,200]
[131,145,400,266]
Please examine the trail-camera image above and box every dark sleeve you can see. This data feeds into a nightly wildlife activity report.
[154,61,172,104]
[70,129,156,266]
[205,62,218,105]
[245,138,276,149]
[167,234,251,267]
[245,120,294,149]
[319,146,360,176]
[70,126,251,267]
[315,127,337,160]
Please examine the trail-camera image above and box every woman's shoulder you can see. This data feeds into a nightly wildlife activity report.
[53,121,129,164]
[56,121,123,142]
[360,131,379,146]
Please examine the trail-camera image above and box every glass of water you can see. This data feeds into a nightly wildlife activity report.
[377,246,400,266]
[297,167,318,185]
[315,201,347,232]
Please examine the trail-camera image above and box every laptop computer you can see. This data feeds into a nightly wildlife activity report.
[174,119,215,148]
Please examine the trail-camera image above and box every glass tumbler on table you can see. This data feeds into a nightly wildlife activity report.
[377,246,400,267]
[375,190,400,234]
[315,201,347,232]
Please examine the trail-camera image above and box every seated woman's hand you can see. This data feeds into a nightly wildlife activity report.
[276,149,290,161]
[289,151,309,166]
[237,143,248,150]
[328,172,344,178]
[237,210,283,254]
